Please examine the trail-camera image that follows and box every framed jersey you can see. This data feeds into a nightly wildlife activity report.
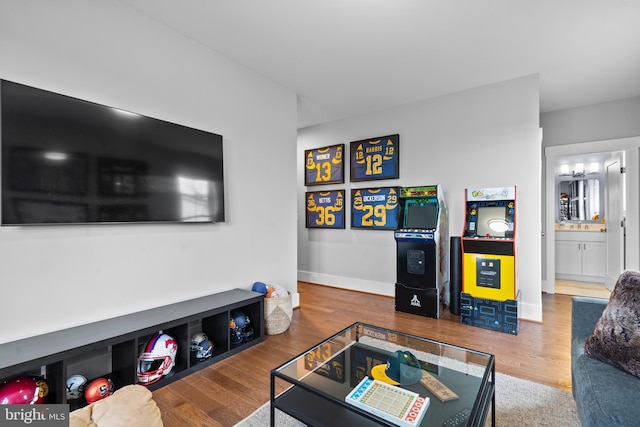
[305,190,345,229]
[351,187,400,230]
[304,144,345,186]
[350,134,399,182]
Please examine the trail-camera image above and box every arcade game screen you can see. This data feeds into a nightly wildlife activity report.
[403,202,437,229]
[476,206,508,237]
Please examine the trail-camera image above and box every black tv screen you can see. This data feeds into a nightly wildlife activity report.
[404,203,437,229]
[1,80,224,225]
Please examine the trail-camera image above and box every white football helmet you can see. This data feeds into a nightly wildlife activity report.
[66,374,88,400]
[190,332,208,352]
[190,332,213,361]
[136,333,178,385]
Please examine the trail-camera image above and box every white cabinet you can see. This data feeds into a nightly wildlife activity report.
[582,241,606,277]
[556,240,583,275]
[555,231,606,281]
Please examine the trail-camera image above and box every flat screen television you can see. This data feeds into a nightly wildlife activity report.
[1,80,224,225]
[404,202,437,229]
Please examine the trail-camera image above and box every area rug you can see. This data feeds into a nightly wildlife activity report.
[234,372,580,426]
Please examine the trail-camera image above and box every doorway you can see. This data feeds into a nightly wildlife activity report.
[544,142,629,296]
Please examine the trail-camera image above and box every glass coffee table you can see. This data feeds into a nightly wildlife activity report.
[271,322,494,427]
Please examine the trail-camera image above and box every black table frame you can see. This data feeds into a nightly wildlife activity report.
[270,322,495,427]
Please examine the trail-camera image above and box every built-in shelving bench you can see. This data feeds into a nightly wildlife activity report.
[0,288,263,409]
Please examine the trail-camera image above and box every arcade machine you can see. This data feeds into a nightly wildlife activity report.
[394,185,448,318]
[460,186,518,334]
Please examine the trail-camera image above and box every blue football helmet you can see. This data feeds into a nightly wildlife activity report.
[230,310,254,345]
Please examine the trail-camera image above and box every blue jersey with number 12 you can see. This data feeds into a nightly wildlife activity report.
[352,137,397,180]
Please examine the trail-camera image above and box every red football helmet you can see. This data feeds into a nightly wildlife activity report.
[84,377,114,404]
[0,376,48,405]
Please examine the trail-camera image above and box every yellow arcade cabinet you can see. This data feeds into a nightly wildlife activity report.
[460,186,518,334]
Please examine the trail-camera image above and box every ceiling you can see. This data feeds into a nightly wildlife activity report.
[122,0,640,129]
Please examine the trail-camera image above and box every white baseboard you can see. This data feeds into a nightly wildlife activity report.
[555,273,606,284]
[297,271,394,297]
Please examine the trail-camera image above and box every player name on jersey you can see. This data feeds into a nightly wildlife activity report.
[351,187,399,230]
[305,190,345,229]
[350,134,399,182]
[305,144,344,186]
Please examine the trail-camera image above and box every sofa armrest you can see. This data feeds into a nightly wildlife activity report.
[571,296,608,342]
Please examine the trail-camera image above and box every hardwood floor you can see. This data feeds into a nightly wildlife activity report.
[555,279,611,299]
[153,282,576,426]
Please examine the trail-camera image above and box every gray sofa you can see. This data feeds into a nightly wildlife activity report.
[571,296,640,426]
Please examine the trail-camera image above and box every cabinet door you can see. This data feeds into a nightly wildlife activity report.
[582,241,606,277]
[555,241,582,275]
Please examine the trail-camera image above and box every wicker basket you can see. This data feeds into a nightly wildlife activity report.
[264,293,293,335]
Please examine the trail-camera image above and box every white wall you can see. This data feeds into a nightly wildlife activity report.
[298,75,543,321]
[541,96,640,147]
[0,1,298,344]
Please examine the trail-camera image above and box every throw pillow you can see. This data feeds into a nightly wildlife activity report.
[584,270,640,378]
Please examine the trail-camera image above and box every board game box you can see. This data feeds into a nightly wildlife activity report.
[345,376,429,427]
